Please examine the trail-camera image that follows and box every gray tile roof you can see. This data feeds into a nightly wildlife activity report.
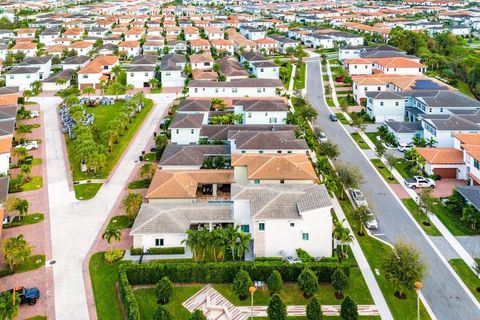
[43,69,74,83]
[200,124,298,140]
[385,120,423,133]
[219,57,248,77]
[0,87,19,95]
[160,144,230,167]
[19,56,52,65]
[240,51,268,62]
[127,65,155,72]
[421,110,480,131]
[233,99,288,112]
[132,54,158,66]
[413,90,480,109]
[188,78,282,88]
[62,55,90,65]
[229,130,308,150]
[170,113,204,129]
[366,91,405,100]
[161,53,185,71]
[0,106,17,120]
[456,186,480,212]
[7,67,40,75]
[178,99,211,112]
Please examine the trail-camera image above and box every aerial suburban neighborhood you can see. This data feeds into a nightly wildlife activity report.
[0,0,480,319]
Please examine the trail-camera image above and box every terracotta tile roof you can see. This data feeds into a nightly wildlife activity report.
[63,27,84,35]
[12,42,36,50]
[416,148,464,164]
[211,39,234,46]
[71,41,92,48]
[0,137,12,153]
[189,39,211,46]
[375,57,426,68]
[119,40,140,48]
[453,133,480,146]
[231,154,319,182]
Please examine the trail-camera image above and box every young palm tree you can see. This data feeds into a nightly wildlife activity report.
[102,225,121,251]
[102,129,119,153]
[83,87,96,103]
[225,225,240,261]
[197,227,211,261]
[182,229,200,261]
[30,80,42,95]
[122,192,143,220]
[236,232,252,260]
[22,90,33,104]
[20,164,31,182]
[334,219,354,259]
[353,206,372,236]
[12,147,28,165]
[211,227,226,262]
[140,162,156,181]
[111,65,122,79]
[125,84,135,96]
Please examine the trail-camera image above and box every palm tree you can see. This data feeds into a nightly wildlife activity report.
[125,84,135,96]
[100,80,109,97]
[102,225,121,251]
[5,197,29,221]
[148,78,160,90]
[211,227,226,262]
[0,290,20,320]
[102,128,119,153]
[64,94,80,106]
[16,124,32,142]
[140,162,156,181]
[225,225,240,261]
[83,87,96,102]
[236,232,251,260]
[12,147,28,165]
[55,77,67,87]
[111,65,122,79]
[353,206,372,236]
[122,192,143,220]
[333,219,354,260]
[22,90,33,104]
[182,229,200,261]
[197,227,211,261]
[20,164,31,182]
[30,80,42,95]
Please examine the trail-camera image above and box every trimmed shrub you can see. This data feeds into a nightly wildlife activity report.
[298,268,318,298]
[255,257,283,262]
[341,296,358,320]
[232,269,252,300]
[104,249,124,263]
[296,248,314,262]
[267,270,283,293]
[155,276,173,304]
[267,293,287,320]
[152,305,173,320]
[331,269,350,298]
[306,296,323,320]
[119,266,140,320]
[147,247,185,255]
[190,310,207,320]
[130,247,143,255]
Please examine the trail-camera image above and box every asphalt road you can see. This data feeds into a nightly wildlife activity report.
[305,58,480,320]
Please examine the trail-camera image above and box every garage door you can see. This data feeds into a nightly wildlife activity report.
[433,168,457,179]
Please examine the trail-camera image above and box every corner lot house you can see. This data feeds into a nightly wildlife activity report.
[160,54,186,88]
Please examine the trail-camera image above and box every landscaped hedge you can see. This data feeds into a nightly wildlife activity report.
[123,261,349,285]
[130,247,185,255]
[119,267,140,320]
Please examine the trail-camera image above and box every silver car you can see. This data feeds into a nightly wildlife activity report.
[364,208,378,229]
[349,188,368,207]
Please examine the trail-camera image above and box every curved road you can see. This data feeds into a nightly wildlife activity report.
[305,58,480,320]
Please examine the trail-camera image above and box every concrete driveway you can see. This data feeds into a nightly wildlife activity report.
[32,94,175,320]
[305,59,480,320]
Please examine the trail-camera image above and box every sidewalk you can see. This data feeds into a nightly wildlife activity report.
[330,196,394,320]
[288,63,296,93]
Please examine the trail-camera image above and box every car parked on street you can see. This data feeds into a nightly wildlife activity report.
[404,176,436,189]
[364,208,378,229]
[28,111,40,118]
[329,114,338,122]
[397,142,414,152]
[349,188,368,207]
[15,141,39,150]
[317,131,328,142]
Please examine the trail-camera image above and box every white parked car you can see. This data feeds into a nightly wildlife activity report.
[397,142,413,152]
[364,208,378,229]
[317,131,328,143]
[349,188,368,207]
[29,111,40,118]
[15,141,39,151]
[404,176,436,189]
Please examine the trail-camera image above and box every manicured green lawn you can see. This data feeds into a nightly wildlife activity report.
[135,285,203,319]
[338,198,431,320]
[433,202,480,236]
[401,199,442,236]
[3,213,44,229]
[66,99,154,181]
[370,159,398,184]
[392,158,413,179]
[0,255,46,276]
[365,133,383,151]
[89,252,131,320]
[449,259,480,302]
[338,96,357,107]
[335,113,349,125]
[143,152,156,162]
[284,62,293,89]
[25,316,47,320]
[350,132,370,150]
[326,97,335,107]
[128,179,150,189]
[294,62,306,90]
[107,215,133,230]
[74,183,102,200]
[21,176,43,191]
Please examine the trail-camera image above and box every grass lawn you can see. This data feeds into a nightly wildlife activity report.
[3,213,44,229]
[135,285,203,319]
[323,75,329,82]
[0,255,47,276]
[392,158,413,179]
[338,198,432,320]
[370,159,398,184]
[350,132,370,150]
[433,202,479,236]
[365,133,383,150]
[89,252,131,320]
[338,96,357,107]
[25,316,47,320]
[401,199,442,236]
[66,99,154,181]
[20,176,43,192]
[328,58,340,65]
[336,90,353,95]
[454,80,476,99]
[107,215,133,230]
[128,179,150,189]
[294,62,306,90]
[326,97,335,107]
[31,158,42,166]
[284,62,293,89]
[449,259,480,302]
[335,113,349,125]
[74,183,102,200]
[143,152,156,162]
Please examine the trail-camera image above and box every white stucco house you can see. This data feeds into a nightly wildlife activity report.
[160,53,186,88]
[188,79,283,98]
[6,67,41,91]
[127,65,155,88]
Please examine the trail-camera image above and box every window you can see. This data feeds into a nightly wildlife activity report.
[290,222,295,227]
[232,88,238,93]
[254,179,260,184]
[260,68,264,72]
[191,129,194,134]
[364,87,367,91]
[155,238,164,246]
[103,65,108,70]
[9,75,13,79]
[380,102,384,106]
[130,73,134,77]
[474,159,479,170]
[377,86,381,91]
[194,88,198,93]
[259,222,265,231]
[241,225,250,233]
[354,65,357,69]
[247,112,252,118]
[83,74,88,79]
[259,150,263,154]
[269,117,277,124]
[395,102,399,106]
[280,179,285,184]
[26,74,30,79]
[241,150,246,154]
[302,233,309,240]
[176,129,179,134]
[145,72,148,76]
[257,88,261,93]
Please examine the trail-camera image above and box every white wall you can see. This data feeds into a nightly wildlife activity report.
[171,128,200,144]
[6,72,40,90]
[161,70,185,87]
[189,86,277,97]
[253,66,279,79]
[0,153,10,175]
[366,98,405,123]
[242,111,287,125]
[133,233,186,250]
[127,71,154,88]
[348,63,372,75]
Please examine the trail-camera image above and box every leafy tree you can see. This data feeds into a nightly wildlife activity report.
[5,197,29,220]
[189,310,207,320]
[331,269,350,298]
[298,268,318,298]
[383,242,426,298]
[336,162,364,197]
[267,270,283,294]
[384,152,397,171]
[83,87,96,102]
[140,162,156,181]
[182,229,201,262]
[22,89,33,103]
[375,144,386,159]
[108,82,125,100]
[319,141,339,159]
[461,206,480,231]
[352,206,372,236]
[267,293,287,320]
[232,269,252,300]
[306,296,323,320]
[293,45,308,64]
[333,219,354,260]
[55,77,67,86]
[211,226,227,262]
[102,128,119,153]
[2,234,32,271]
[155,134,168,159]
[418,188,434,224]
[155,276,174,304]
[12,146,28,165]
[122,192,143,219]
[152,305,173,320]
[0,290,20,320]
[340,296,358,320]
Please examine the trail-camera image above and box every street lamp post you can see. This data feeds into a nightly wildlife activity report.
[414,281,423,320]
[249,286,257,319]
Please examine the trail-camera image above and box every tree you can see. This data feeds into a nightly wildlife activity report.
[64,94,80,106]
[267,293,287,320]
[331,269,350,298]
[5,197,29,220]
[0,290,20,320]
[83,87,96,102]
[125,84,135,95]
[461,206,480,231]
[2,234,32,271]
[140,162,156,181]
[340,296,358,320]
[20,164,31,182]
[22,90,33,103]
[267,270,283,294]
[236,231,251,259]
[155,276,174,304]
[418,188,434,225]
[232,269,252,300]
[111,65,122,79]
[122,192,143,220]
[109,82,125,100]
[352,206,372,236]
[102,128,119,153]
[102,225,121,251]
[306,296,323,320]
[383,242,426,298]
[182,229,200,262]
[152,305,173,320]
[319,141,339,159]
[30,80,42,95]
[225,224,240,260]
[336,162,364,197]
[189,310,207,320]
[294,45,309,64]
[12,147,28,165]
[55,77,67,86]
[375,144,386,159]
[384,152,397,171]
[211,226,226,262]
[334,219,354,260]
[298,268,318,298]
[351,114,366,132]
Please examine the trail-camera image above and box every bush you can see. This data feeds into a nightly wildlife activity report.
[104,249,124,263]
[340,296,358,320]
[155,276,173,304]
[267,293,287,320]
[189,310,207,320]
[152,305,173,320]
[130,247,143,255]
[147,247,185,255]
[255,257,283,262]
[296,248,314,262]
[232,269,252,300]
[267,270,283,293]
[331,268,350,296]
[306,296,323,320]
[298,268,318,298]
[119,267,140,320]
